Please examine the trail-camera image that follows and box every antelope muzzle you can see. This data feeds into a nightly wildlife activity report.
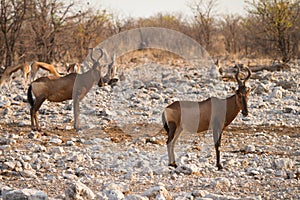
[241,97,248,116]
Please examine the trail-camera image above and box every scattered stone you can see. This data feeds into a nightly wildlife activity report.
[0,97,11,108]
[65,181,95,200]
[142,185,171,200]
[212,177,231,191]
[0,138,10,145]
[204,193,244,200]
[51,146,65,154]
[66,140,75,146]
[13,95,24,102]
[104,189,124,200]
[245,145,256,153]
[3,161,16,170]
[19,169,37,178]
[49,138,62,145]
[269,87,283,99]
[175,164,199,175]
[103,183,130,194]
[125,194,148,200]
[273,158,294,170]
[3,189,48,200]
[65,125,73,130]
[192,190,209,198]
[254,82,269,94]
[275,170,285,177]
[247,168,260,176]
[28,131,41,139]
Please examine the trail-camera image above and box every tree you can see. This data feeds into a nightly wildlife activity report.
[189,0,218,52]
[28,0,82,63]
[0,0,27,67]
[246,0,300,62]
[71,9,114,62]
[220,14,243,55]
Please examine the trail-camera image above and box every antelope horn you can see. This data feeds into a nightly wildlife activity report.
[95,48,104,62]
[90,48,95,63]
[90,48,104,64]
[234,65,243,86]
[243,67,252,83]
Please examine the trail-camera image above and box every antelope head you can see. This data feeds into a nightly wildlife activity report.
[98,53,118,87]
[234,64,252,117]
[90,48,104,70]
[89,48,105,83]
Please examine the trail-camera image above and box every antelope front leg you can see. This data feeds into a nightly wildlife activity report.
[34,112,40,131]
[167,142,177,168]
[73,98,81,131]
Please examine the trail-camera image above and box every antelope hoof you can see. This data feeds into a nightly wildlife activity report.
[31,127,40,131]
[168,163,178,168]
[217,163,223,170]
[75,127,82,133]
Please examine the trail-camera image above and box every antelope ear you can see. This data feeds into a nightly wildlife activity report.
[96,64,103,70]
[249,85,256,93]
[215,59,219,66]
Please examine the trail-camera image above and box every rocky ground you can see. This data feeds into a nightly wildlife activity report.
[0,56,299,199]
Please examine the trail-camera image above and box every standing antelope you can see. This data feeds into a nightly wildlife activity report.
[27,48,118,131]
[0,63,31,90]
[30,61,62,80]
[162,65,252,170]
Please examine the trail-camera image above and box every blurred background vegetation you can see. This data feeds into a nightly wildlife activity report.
[1,0,300,70]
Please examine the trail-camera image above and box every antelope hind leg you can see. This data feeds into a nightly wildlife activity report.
[213,129,223,170]
[167,123,183,168]
[32,97,45,131]
[30,107,36,130]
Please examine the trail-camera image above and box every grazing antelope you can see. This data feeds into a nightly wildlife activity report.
[162,65,252,170]
[27,48,118,131]
[30,61,62,80]
[0,63,31,90]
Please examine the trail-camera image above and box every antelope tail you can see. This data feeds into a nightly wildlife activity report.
[27,85,34,106]
[162,111,169,134]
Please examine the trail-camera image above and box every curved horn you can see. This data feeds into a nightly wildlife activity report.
[95,48,104,62]
[89,48,95,63]
[234,65,242,86]
[90,48,104,63]
[243,67,252,83]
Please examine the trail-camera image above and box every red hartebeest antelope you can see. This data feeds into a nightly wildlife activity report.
[162,65,252,170]
[30,61,62,80]
[27,48,118,131]
[0,63,31,90]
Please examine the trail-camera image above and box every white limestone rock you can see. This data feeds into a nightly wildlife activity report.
[273,158,294,170]
[65,181,95,200]
[142,185,171,200]
[3,189,48,200]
